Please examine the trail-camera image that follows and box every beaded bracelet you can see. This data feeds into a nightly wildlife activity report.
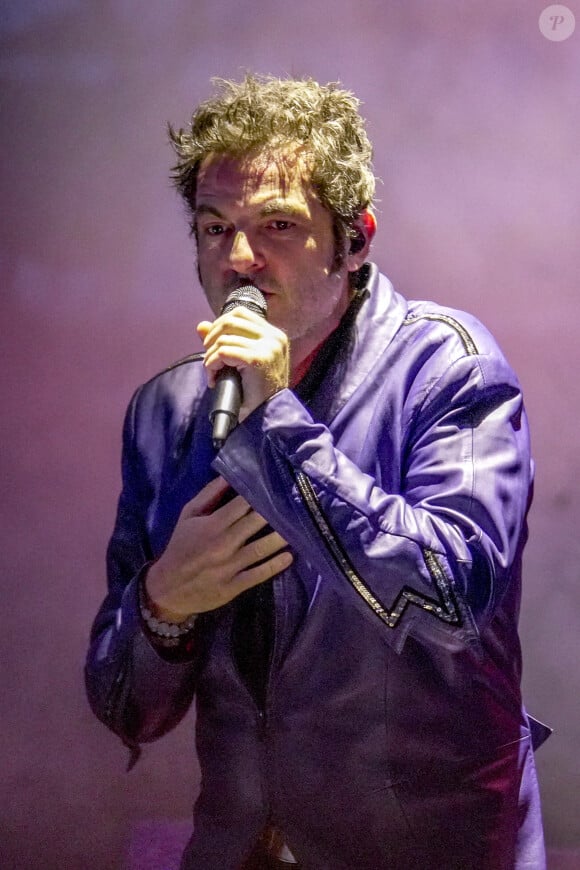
[138,572,198,649]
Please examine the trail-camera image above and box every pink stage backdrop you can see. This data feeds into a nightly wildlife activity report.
[1,1,579,867]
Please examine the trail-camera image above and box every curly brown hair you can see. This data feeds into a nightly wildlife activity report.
[168,74,376,246]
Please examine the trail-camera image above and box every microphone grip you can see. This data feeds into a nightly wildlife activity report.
[208,284,267,449]
[210,367,242,449]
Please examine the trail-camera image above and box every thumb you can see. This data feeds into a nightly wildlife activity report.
[196,320,212,340]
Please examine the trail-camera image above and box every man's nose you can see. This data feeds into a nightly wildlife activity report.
[229,231,262,272]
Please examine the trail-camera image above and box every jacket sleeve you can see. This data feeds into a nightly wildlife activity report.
[84,388,198,754]
[213,349,533,654]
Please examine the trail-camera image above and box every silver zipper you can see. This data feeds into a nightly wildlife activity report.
[295,470,460,629]
[402,313,478,356]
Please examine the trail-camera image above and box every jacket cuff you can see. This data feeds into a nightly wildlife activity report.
[121,567,200,667]
[231,388,327,465]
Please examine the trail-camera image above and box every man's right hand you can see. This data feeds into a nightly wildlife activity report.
[145,476,293,622]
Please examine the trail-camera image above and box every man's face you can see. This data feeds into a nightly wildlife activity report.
[194,148,354,357]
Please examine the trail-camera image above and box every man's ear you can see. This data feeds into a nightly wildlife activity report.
[346,210,377,271]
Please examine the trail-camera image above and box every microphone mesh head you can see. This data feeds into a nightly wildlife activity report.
[221,285,267,318]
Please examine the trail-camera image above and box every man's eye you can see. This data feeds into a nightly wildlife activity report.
[205,225,225,235]
[269,220,294,231]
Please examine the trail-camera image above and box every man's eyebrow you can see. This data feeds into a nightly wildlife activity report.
[194,201,307,220]
[194,204,225,220]
[259,201,306,218]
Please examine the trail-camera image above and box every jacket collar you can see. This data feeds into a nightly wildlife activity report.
[300,263,408,425]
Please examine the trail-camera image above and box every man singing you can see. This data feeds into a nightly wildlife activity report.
[86,74,546,869]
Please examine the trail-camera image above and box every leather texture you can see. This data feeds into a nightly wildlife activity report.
[86,265,545,869]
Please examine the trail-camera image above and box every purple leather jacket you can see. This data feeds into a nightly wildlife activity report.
[86,265,546,869]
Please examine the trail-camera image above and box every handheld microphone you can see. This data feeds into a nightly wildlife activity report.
[209,284,268,449]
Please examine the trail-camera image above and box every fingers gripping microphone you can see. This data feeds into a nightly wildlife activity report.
[209,285,268,449]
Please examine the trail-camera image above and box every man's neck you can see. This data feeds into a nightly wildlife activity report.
[288,285,357,387]
[289,342,325,388]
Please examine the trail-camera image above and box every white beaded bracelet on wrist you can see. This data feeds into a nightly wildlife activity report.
[138,573,198,648]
